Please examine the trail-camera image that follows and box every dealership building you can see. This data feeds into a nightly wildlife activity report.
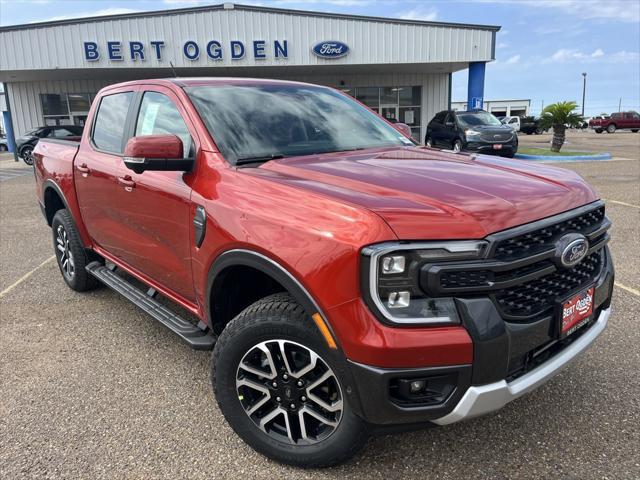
[0,3,499,154]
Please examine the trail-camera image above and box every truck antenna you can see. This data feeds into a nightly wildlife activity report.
[169,61,179,78]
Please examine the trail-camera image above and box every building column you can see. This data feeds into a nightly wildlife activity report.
[467,62,486,110]
[3,111,16,154]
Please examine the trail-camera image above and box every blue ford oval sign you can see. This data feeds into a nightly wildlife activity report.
[312,41,349,59]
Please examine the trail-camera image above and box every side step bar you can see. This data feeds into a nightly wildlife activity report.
[86,261,216,350]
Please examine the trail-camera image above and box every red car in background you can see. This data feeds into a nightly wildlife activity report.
[589,111,640,133]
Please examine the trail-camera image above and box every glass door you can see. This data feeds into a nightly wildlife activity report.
[380,106,399,123]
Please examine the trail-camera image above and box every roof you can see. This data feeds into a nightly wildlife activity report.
[0,2,501,33]
[100,77,328,92]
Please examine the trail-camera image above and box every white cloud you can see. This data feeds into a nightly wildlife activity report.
[473,0,639,23]
[547,48,639,63]
[396,6,438,21]
[31,8,139,23]
[496,42,509,49]
[505,54,520,64]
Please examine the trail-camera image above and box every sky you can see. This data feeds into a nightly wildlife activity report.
[0,0,639,116]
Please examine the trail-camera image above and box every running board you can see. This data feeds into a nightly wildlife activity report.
[86,261,215,350]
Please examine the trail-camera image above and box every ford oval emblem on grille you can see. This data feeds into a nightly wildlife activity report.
[555,233,589,268]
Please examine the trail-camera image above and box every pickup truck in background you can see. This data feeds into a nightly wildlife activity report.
[589,111,640,133]
[34,78,614,468]
[519,116,546,135]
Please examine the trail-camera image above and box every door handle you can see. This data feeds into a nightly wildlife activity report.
[118,175,136,191]
[77,163,90,176]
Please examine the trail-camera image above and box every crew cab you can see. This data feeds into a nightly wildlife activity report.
[34,78,613,468]
[589,111,640,133]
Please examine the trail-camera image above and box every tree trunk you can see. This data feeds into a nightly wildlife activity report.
[551,124,566,152]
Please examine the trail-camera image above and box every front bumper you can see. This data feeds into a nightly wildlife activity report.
[432,306,610,425]
[464,140,517,155]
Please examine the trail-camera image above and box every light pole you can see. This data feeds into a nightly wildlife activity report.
[581,72,587,117]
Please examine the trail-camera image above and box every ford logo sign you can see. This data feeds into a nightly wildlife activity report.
[312,41,349,59]
[555,233,589,268]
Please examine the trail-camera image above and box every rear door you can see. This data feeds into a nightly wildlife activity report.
[110,86,197,302]
[75,87,137,252]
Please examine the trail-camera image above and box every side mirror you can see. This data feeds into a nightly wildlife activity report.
[395,122,412,138]
[123,134,194,174]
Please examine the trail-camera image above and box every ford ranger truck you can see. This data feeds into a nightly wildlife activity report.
[34,78,614,468]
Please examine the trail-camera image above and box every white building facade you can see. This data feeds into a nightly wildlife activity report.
[0,3,499,153]
[452,99,531,117]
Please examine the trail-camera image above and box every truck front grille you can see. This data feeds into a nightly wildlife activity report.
[421,202,610,322]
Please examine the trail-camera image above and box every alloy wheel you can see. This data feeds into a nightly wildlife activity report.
[56,224,75,279]
[235,339,343,445]
[453,141,462,153]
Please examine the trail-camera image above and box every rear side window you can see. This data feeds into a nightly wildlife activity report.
[134,92,192,158]
[92,92,134,153]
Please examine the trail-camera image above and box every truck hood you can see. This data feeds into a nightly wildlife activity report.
[254,147,597,240]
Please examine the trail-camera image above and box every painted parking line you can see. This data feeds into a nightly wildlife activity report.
[0,256,55,298]
[604,199,640,209]
[615,282,640,297]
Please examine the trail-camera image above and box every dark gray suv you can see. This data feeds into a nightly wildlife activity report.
[425,110,518,158]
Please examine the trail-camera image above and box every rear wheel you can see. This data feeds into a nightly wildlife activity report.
[606,124,616,133]
[21,145,34,165]
[0,144,7,152]
[595,129,603,134]
[51,209,99,292]
[212,293,368,467]
[425,137,434,148]
[632,129,639,133]
[452,139,463,153]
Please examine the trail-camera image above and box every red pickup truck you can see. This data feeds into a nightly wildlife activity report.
[34,78,614,467]
[589,111,640,133]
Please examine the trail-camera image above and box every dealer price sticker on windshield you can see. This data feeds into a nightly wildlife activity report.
[559,286,595,338]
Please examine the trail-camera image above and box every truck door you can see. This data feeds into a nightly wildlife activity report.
[75,88,137,253]
[111,87,197,302]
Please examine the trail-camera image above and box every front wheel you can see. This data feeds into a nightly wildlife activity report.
[452,139,463,153]
[212,293,368,467]
[425,137,434,148]
[607,124,616,133]
[21,145,34,165]
[632,129,639,133]
[595,129,603,134]
[0,144,7,152]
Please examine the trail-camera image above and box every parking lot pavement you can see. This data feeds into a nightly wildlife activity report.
[1,158,639,479]
[518,129,640,159]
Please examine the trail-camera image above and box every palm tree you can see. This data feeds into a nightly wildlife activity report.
[539,101,583,152]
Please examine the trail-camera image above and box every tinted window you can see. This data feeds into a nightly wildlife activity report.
[611,113,622,119]
[52,126,83,138]
[457,111,503,127]
[135,92,192,158]
[187,85,414,164]
[432,112,446,124]
[92,92,133,153]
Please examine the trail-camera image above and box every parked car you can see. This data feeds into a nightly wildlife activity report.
[16,125,83,165]
[501,115,521,132]
[589,111,640,133]
[34,78,613,468]
[519,116,546,135]
[425,109,518,157]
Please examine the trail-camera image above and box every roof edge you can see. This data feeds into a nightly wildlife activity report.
[0,3,501,33]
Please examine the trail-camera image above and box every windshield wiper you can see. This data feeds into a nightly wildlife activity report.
[235,154,285,166]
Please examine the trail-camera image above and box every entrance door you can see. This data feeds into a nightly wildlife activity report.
[380,106,399,124]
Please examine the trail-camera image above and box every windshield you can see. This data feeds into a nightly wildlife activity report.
[457,111,503,127]
[186,84,414,164]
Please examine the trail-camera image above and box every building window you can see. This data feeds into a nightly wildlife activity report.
[351,86,422,141]
[40,93,94,127]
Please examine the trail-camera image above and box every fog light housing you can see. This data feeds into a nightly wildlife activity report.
[388,291,410,308]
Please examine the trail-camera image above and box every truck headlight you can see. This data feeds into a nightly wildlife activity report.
[361,241,488,325]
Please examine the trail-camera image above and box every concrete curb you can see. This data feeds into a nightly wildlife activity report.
[515,152,612,161]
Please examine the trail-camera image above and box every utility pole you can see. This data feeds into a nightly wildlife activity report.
[581,72,587,117]
[618,98,622,112]
[541,99,544,113]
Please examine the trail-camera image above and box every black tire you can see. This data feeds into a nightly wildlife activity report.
[21,145,34,165]
[0,144,7,152]
[51,209,99,292]
[452,139,463,153]
[595,129,603,134]
[212,293,369,468]
[606,124,616,134]
[632,129,639,133]
[425,136,434,148]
